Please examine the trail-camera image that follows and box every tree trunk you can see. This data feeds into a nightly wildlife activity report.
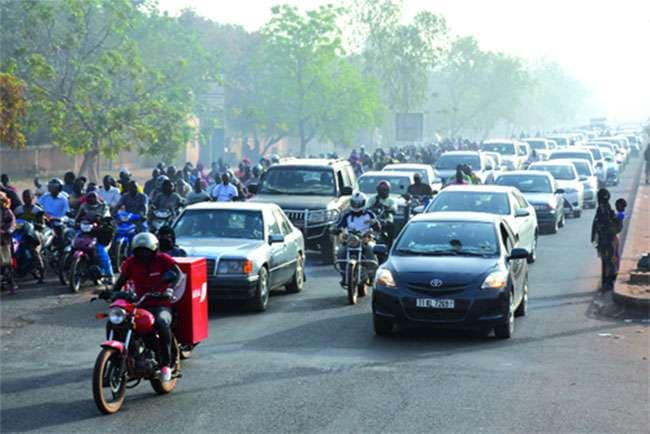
[78,149,99,183]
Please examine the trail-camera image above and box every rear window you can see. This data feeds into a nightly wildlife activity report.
[427,191,510,215]
[529,164,576,180]
[358,175,410,195]
[525,140,547,150]
[480,142,516,155]
[496,175,552,193]
[435,155,481,171]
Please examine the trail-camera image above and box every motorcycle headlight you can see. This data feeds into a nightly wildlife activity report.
[218,259,253,275]
[481,271,508,290]
[109,307,127,325]
[375,269,396,288]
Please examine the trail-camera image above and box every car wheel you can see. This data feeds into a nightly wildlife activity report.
[573,209,582,218]
[515,282,528,317]
[494,292,514,339]
[527,234,537,264]
[373,314,393,336]
[286,254,305,293]
[251,267,269,312]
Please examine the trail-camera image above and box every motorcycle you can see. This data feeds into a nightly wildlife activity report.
[68,221,105,292]
[335,229,380,305]
[43,216,76,285]
[92,290,181,414]
[369,204,394,260]
[150,209,175,233]
[12,219,45,283]
[112,211,141,268]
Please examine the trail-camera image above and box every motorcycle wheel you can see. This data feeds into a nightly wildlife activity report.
[69,256,86,293]
[347,265,358,305]
[92,348,126,414]
[151,338,180,394]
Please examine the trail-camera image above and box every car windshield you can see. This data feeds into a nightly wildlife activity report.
[394,221,498,256]
[550,152,591,162]
[175,209,264,240]
[258,167,336,195]
[530,165,576,180]
[359,175,410,195]
[572,161,592,176]
[496,175,552,193]
[384,167,430,183]
[427,191,510,215]
[525,140,547,150]
[480,142,516,155]
[587,148,602,160]
[435,155,481,171]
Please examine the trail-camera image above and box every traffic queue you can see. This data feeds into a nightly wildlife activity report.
[0,127,644,414]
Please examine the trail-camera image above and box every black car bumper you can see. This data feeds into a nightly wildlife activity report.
[207,274,259,300]
[534,210,559,228]
[372,285,509,329]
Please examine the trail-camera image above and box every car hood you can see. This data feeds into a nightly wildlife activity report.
[555,179,582,190]
[387,255,498,287]
[522,192,554,204]
[248,194,342,210]
[176,237,265,258]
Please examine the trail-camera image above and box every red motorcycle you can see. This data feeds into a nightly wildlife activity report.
[68,220,107,292]
[92,290,181,414]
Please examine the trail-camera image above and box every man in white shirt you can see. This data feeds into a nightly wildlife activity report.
[211,173,238,202]
[99,175,121,209]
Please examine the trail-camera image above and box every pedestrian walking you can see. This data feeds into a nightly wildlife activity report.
[591,188,623,292]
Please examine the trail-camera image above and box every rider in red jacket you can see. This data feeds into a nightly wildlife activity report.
[111,232,181,382]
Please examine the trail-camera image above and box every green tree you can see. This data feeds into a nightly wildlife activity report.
[0,73,27,149]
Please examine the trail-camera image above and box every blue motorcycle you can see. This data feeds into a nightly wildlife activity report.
[113,211,141,268]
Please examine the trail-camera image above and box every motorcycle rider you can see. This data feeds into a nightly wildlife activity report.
[14,190,46,280]
[110,232,181,383]
[38,178,71,253]
[143,168,160,196]
[98,175,121,210]
[75,191,114,282]
[211,173,238,202]
[407,173,434,198]
[152,179,184,215]
[118,168,132,193]
[114,181,149,232]
[0,191,17,293]
[335,192,380,281]
[158,226,187,257]
[246,164,263,188]
[186,178,211,205]
[366,181,397,246]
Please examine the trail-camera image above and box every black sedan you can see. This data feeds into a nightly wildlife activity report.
[494,170,566,234]
[372,212,529,338]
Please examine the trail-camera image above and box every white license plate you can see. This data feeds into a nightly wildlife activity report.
[415,299,455,309]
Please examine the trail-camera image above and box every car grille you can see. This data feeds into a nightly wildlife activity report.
[284,209,306,227]
[404,298,470,322]
[205,259,216,276]
[407,282,466,295]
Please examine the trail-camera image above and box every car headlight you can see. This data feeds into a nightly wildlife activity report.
[109,307,127,325]
[218,259,253,275]
[481,271,508,290]
[307,210,326,223]
[375,268,396,288]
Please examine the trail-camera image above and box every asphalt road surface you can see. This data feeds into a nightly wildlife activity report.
[1,158,648,434]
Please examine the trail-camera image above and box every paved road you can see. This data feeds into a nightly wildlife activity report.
[1,158,648,434]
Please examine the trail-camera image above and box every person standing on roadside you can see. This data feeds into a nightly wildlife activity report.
[0,192,17,293]
[643,143,650,184]
[591,188,623,292]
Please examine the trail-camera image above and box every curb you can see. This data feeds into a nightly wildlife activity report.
[613,156,650,310]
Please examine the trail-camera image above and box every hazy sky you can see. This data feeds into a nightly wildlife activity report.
[158,0,650,123]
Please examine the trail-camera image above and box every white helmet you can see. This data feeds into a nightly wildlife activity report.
[349,191,367,212]
[131,232,159,253]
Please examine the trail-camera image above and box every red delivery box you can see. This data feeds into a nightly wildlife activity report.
[174,257,209,346]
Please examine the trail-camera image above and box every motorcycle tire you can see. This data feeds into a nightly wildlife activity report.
[347,265,358,305]
[69,256,86,293]
[92,348,126,414]
[150,338,180,394]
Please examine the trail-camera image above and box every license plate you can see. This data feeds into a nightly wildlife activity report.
[415,299,455,309]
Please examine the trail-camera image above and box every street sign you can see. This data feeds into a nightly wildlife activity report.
[396,113,423,142]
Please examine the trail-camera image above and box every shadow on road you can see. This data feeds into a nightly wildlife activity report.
[0,368,91,394]
[0,398,101,432]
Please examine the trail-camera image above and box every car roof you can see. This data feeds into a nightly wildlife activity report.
[411,211,504,224]
[438,151,481,156]
[271,158,348,168]
[522,137,548,142]
[496,170,551,178]
[554,158,591,166]
[360,170,414,178]
[550,149,591,154]
[383,163,431,170]
[438,185,516,194]
[184,202,278,212]
[529,161,575,168]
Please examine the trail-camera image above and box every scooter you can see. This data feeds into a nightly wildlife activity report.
[150,209,174,233]
[113,211,141,268]
[12,219,45,283]
[43,216,76,285]
[68,221,104,293]
[335,229,380,305]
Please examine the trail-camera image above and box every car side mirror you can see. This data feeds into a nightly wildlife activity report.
[555,188,565,194]
[247,184,257,195]
[373,244,387,256]
[268,234,284,244]
[515,208,530,218]
[341,186,353,196]
[413,205,425,215]
[508,247,529,261]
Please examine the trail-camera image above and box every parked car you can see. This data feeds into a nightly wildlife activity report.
[248,159,355,264]
[424,185,538,263]
[528,161,584,218]
[561,159,598,208]
[174,202,306,312]
[372,212,529,338]
[434,151,493,184]
[358,170,413,232]
[495,171,565,234]
[381,163,443,192]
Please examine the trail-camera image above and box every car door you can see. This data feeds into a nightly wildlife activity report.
[511,192,534,251]
[274,208,299,284]
[267,212,291,288]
